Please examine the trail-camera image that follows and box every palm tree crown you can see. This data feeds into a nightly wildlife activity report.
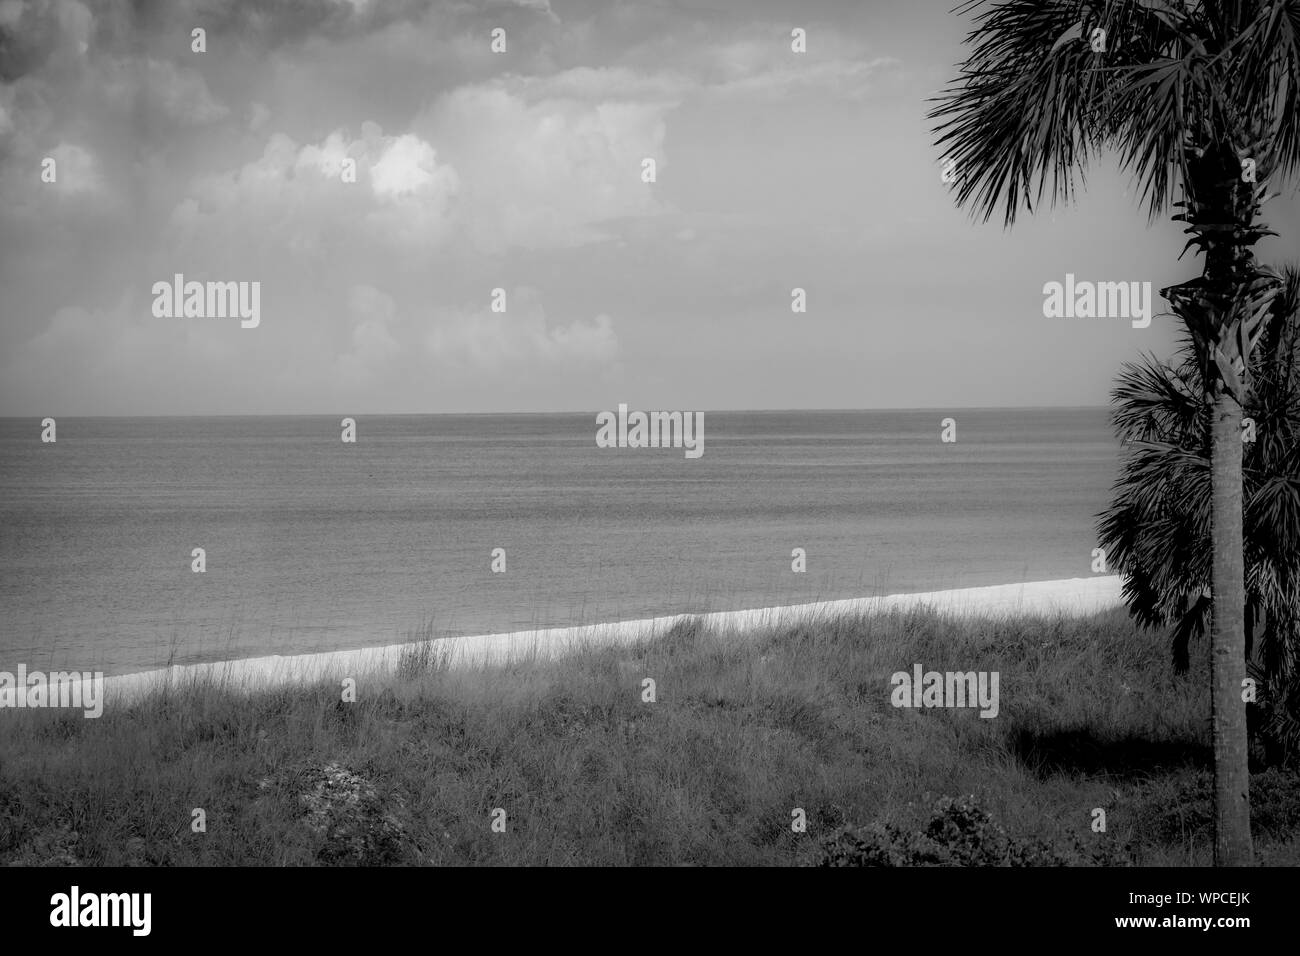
[931,0,1300,227]
[1098,265,1300,755]
[931,0,1300,865]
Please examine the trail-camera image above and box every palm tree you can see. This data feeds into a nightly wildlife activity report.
[930,0,1300,865]
[1099,265,1300,765]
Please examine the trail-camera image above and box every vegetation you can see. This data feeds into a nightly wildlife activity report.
[931,0,1300,865]
[3,608,1297,866]
[1099,265,1300,762]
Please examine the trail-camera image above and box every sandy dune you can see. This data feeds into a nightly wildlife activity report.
[91,576,1124,705]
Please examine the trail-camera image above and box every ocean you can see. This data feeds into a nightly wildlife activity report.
[0,408,1119,677]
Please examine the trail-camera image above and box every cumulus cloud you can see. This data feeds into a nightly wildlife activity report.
[170,123,460,260]
[0,291,239,414]
[337,284,401,385]
[365,132,461,243]
[99,57,229,126]
[419,75,675,250]
[370,133,445,198]
[0,0,924,416]
[621,25,901,102]
[168,66,674,259]
[45,141,101,194]
[425,288,618,371]
[488,0,561,25]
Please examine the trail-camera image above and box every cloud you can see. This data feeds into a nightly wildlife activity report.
[365,132,461,243]
[45,141,101,194]
[0,0,923,418]
[487,0,561,25]
[425,288,619,371]
[0,290,239,414]
[419,73,675,250]
[248,101,271,131]
[0,0,92,80]
[170,0,434,47]
[537,311,617,362]
[99,57,229,126]
[618,23,901,102]
[170,63,676,258]
[337,284,401,385]
[500,64,689,101]
[368,134,443,199]
[170,124,460,261]
[708,54,899,100]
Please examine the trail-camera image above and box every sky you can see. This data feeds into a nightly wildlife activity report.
[1,0,1297,415]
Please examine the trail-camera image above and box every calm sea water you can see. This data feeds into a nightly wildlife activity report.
[0,409,1118,676]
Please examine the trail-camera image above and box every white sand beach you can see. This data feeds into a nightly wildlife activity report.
[92,576,1124,705]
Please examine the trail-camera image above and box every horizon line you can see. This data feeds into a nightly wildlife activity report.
[0,404,1112,419]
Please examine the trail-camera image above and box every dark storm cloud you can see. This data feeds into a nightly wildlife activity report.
[188,0,430,47]
[0,0,77,81]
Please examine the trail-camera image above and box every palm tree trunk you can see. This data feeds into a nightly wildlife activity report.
[1210,384,1253,866]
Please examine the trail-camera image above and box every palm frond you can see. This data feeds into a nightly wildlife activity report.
[1097,258,1300,756]
[932,0,1299,225]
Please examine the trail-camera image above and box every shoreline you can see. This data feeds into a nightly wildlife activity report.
[91,576,1125,704]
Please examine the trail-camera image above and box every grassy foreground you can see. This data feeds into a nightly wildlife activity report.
[2,606,1298,866]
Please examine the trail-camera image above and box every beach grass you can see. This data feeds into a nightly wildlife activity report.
[2,605,1297,866]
